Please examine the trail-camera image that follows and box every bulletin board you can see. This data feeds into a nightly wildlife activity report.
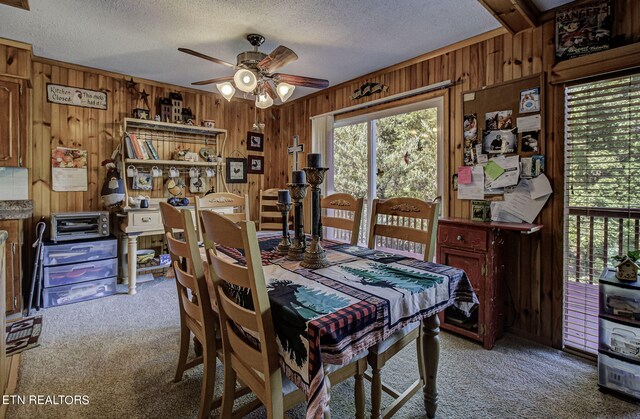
[462,73,544,165]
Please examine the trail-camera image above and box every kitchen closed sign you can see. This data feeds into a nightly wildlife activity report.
[47,83,108,110]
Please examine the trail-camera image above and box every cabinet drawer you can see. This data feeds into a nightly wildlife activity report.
[42,276,116,308]
[131,211,162,228]
[43,238,117,266]
[600,318,640,362]
[438,224,487,251]
[43,257,117,288]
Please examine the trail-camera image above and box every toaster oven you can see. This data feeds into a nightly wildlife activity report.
[50,212,110,242]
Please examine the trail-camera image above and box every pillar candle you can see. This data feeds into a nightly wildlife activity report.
[278,189,291,204]
[307,153,322,168]
[291,170,306,184]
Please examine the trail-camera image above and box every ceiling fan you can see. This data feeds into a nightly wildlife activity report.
[179,34,329,108]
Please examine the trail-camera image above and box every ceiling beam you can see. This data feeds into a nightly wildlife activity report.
[478,0,540,34]
[0,0,29,11]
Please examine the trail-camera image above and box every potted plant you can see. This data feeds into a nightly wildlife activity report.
[612,250,640,282]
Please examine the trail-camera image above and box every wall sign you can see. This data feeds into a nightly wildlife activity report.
[350,82,388,100]
[46,83,108,110]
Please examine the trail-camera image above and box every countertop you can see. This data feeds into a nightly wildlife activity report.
[0,200,33,220]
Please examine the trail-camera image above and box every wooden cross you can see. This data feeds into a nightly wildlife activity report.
[287,135,304,170]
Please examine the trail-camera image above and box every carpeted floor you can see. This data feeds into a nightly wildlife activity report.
[8,278,640,418]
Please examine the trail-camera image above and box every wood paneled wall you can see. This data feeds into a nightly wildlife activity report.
[265,1,640,347]
[26,58,272,225]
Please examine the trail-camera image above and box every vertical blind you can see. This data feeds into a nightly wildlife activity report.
[563,73,640,354]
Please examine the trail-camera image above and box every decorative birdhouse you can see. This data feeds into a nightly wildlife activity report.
[158,97,172,122]
[616,256,639,282]
[169,92,183,123]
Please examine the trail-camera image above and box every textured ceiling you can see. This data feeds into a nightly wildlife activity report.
[530,0,574,12]
[0,1,565,101]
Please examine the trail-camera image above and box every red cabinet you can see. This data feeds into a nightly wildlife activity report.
[437,218,542,349]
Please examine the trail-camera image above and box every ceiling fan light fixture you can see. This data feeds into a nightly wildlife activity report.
[255,92,274,109]
[276,82,295,102]
[233,69,258,93]
[216,82,236,101]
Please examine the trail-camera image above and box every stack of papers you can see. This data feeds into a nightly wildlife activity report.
[494,174,552,223]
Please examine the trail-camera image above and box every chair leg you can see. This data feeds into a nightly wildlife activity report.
[220,363,237,419]
[174,324,190,383]
[198,347,216,419]
[370,365,382,419]
[355,359,366,419]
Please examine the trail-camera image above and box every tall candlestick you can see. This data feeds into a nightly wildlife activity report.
[301,166,329,269]
[287,182,308,260]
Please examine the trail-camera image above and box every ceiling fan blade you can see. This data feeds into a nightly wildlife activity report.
[263,81,277,100]
[257,46,298,73]
[272,73,329,89]
[191,76,234,86]
[178,48,238,69]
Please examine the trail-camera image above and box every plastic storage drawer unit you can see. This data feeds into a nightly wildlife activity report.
[43,258,118,288]
[42,276,116,308]
[42,238,118,266]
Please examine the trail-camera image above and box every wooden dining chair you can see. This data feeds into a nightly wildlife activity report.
[195,192,250,243]
[258,188,291,231]
[321,192,364,245]
[160,202,219,419]
[200,211,368,419]
[365,197,439,419]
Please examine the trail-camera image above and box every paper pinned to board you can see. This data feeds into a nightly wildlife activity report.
[529,173,553,199]
[485,155,520,189]
[516,114,541,131]
[458,166,472,184]
[491,200,524,223]
[502,178,551,223]
[484,161,505,180]
[458,165,484,200]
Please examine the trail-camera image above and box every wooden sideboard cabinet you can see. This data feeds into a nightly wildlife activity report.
[437,217,542,349]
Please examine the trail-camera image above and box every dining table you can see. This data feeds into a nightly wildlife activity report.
[208,232,478,419]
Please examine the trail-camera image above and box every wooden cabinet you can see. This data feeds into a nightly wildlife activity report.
[437,218,542,349]
[0,220,23,315]
[0,78,26,167]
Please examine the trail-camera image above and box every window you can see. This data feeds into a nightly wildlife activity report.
[563,74,640,354]
[330,98,443,246]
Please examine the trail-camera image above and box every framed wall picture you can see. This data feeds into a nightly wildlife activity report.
[246,131,264,151]
[247,155,265,174]
[225,158,247,183]
[555,0,612,62]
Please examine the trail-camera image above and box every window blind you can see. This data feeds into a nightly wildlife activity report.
[563,74,640,354]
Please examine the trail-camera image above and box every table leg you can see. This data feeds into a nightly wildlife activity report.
[421,314,440,418]
[323,365,332,419]
[119,236,128,285]
[127,235,137,295]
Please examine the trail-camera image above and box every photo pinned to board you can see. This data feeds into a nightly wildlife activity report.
[463,113,479,166]
[485,110,513,130]
[518,131,540,157]
[519,87,540,113]
[482,128,518,155]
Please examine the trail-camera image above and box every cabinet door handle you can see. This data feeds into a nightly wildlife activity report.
[142,217,152,222]
[456,235,463,241]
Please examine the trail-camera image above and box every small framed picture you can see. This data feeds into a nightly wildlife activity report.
[132,173,153,191]
[247,155,264,174]
[225,158,247,184]
[246,132,264,151]
[518,131,540,157]
[519,87,540,113]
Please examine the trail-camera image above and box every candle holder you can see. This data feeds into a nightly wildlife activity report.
[275,202,292,255]
[287,182,308,260]
[301,167,330,269]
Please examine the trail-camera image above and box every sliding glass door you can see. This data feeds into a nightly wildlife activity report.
[331,98,443,245]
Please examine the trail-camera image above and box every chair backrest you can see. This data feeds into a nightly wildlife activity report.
[196,192,250,242]
[200,211,282,404]
[160,201,185,235]
[367,197,439,261]
[164,206,217,347]
[258,188,290,231]
[321,193,364,245]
